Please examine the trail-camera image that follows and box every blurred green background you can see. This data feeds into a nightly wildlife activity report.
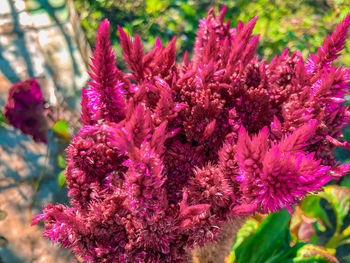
[73,0,350,68]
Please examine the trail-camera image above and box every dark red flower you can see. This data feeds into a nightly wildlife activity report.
[4,78,48,143]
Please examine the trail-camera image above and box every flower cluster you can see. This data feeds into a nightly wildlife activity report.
[4,78,48,143]
[33,9,350,262]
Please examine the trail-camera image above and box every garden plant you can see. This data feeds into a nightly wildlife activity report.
[29,7,350,263]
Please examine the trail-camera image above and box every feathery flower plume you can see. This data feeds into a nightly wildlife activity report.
[34,10,350,262]
[306,14,350,75]
[83,18,127,125]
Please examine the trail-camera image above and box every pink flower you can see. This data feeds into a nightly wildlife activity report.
[235,124,331,213]
[33,9,350,262]
[83,19,127,125]
[4,78,48,143]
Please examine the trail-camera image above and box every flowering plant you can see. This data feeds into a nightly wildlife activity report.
[33,8,350,262]
[4,78,48,143]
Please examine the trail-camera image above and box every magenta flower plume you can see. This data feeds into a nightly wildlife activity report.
[83,18,127,125]
[235,123,331,213]
[4,78,48,143]
[34,11,350,262]
[306,13,350,75]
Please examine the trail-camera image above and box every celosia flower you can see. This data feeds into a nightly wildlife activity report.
[82,19,127,125]
[4,78,48,143]
[65,122,127,209]
[235,122,331,213]
[34,10,350,262]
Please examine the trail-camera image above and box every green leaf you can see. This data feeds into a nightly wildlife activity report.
[300,195,331,228]
[342,225,350,239]
[0,109,6,127]
[0,115,6,123]
[145,0,167,14]
[57,170,66,188]
[232,217,260,251]
[57,155,66,169]
[343,254,350,262]
[52,120,70,140]
[180,3,195,16]
[326,221,350,248]
[265,243,305,263]
[315,220,326,232]
[234,210,293,263]
[132,19,144,26]
[293,244,338,263]
[118,26,131,36]
[319,186,350,233]
[341,174,350,188]
[338,236,350,246]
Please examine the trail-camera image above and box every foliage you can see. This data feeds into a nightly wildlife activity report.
[52,120,71,141]
[232,210,303,263]
[57,170,66,188]
[73,0,350,68]
[230,185,350,262]
[0,109,6,127]
[57,154,67,188]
